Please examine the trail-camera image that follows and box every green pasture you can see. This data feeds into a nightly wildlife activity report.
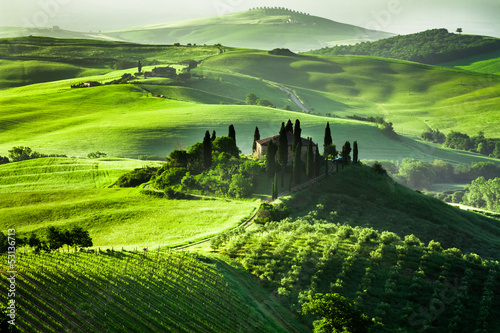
[0,157,160,193]
[440,49,500,75]
[0,188,257,249]
[0,158,257,248]
[201,51,500,138]
[106,8,391,51]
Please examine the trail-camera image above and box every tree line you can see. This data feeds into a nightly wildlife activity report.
[0,226,92,254]
[0,146,67,164]
[421,129,500,158]
[308,29,500,64]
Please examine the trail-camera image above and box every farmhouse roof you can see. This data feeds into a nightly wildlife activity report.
[256,133,313,147]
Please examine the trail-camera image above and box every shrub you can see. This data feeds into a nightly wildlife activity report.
[443,247,463,258]
[116,167,157,187]
[380,231,400,244]
[404,234,423,246]
[154,167,187,189]
[428,240,443,252]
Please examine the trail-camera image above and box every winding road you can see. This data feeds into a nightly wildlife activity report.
[266,82,309,112]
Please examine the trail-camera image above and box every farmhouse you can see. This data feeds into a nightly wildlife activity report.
[255,133,318,162]
[144,66,177,78]
[83,81,102,87]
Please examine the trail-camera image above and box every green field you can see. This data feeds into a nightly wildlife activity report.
[201,51,500,138]
[440,49,500,75]
[106,8,392,51]
[0,158,257,248]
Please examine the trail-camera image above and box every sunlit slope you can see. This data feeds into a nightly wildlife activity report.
[0,251,301,332]
[0,77,497,166]
[108,8,392,51]
[440,49,500,75]
[201,51,500,137]
[0,158,258,248]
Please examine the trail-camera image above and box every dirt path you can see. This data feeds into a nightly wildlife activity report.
[267,82,309,112]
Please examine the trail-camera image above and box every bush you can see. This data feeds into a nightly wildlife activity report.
[116,167,157,187]
[428,240,443,252]
[254,203,290,224]
[154,167,187,189]
[0,156,9,164]
[381,231,400,245]
[87,151,107,159]
[404,234,423,246]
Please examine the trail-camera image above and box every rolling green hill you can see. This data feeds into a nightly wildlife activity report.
[440,49,500,75]
[0,251,303,332]
[200,50,500,138]
[106,8,392,51]
[0,158,258,248]
[306,29,500,65]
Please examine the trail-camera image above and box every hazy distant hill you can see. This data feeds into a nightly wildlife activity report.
[105,7,393,51]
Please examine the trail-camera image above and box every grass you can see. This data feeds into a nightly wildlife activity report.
[440,49,500,75]
[0,188,257,248]
[0,158,258,248]
[106,8,392,51]
[201,51,500,138]
[0,157,160,192]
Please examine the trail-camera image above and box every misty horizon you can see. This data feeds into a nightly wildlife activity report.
[1,0,499,38]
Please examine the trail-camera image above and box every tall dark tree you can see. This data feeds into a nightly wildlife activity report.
[228,124,236,143]
[272,172,278,200]
[314,144,321,176]
[266,140,278,177]
[203,130,212,170]
[342,141,351,165]
[285,119,294,133]
[306,138,314,179]
[252,126,260,153]
[211,130,216,141]
[293,141,302,184]
[353,141,359,164]
[278,122,288,166]
[324,122,332,155]
[293,119,302,152]
[138,60,142,73]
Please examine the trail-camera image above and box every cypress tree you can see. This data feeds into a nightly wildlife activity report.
[293,119,301,152]
[342,141,351,165]
[285,119,294,133]
[138,60,142,73]
[211,130,216,141]
[266,140,277,177]
[203,131,212,170]
[228,124,236,143]
[314,144,321,176]
[353,141,359,164]
[293,141,302,185]
[306,138,314,179]
[324,122,332,155]
[278,122,288,166]
[252,126,260,153]
[272,172,278,200]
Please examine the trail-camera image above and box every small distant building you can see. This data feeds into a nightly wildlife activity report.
[145,66,177,78]
[254,133,317,162]
[83,81,102,87]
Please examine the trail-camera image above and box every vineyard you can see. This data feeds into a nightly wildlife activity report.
[214,218,500,332]
[0,250,298,332]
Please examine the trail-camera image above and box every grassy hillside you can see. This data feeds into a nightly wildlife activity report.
[440,49,500,75]
[107,8,392,51]
[0,158,257,248]
[0,251,303,332]
[201,50,500,138]
[0,36,220,88]
[215,216,500,332]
